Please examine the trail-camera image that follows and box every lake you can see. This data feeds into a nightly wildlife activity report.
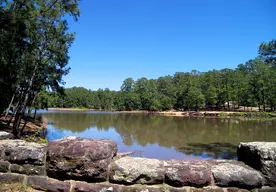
[40,110,276,160]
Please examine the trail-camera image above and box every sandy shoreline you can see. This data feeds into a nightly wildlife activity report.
[45,108,271,117]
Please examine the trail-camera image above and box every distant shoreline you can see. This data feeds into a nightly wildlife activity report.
[46,108,276,118]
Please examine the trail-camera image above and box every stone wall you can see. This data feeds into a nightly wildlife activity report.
[0,132,276,192]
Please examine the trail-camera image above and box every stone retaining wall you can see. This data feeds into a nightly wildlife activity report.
[0,133,275,192]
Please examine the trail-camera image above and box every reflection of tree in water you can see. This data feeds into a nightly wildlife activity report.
[177,143,237,159]
[43,112,276,158]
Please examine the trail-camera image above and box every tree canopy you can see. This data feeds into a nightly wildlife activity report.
[47,40,276,112]
[0,0,80,137]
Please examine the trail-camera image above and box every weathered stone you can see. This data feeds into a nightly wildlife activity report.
[73,182,167,192]
[10,164,46,175]
[164,160,211,187]
[0,131,13,140]
[253,187,276,192]
[0,161,10,172]
[190,188,224,192]
[212,163,263,189]
[109,156,164,185]
[27,176,70,192]
[238,142,276,186]
[226,188,250,192]
[166,188,189,192]
[0,173,25,183]
[0,139,46,165]
[47,136,117,182]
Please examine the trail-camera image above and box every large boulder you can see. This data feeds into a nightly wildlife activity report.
[109,156,164,185]
[237,142,276,186]
[211,162,263,189]
[46,136,117,182]
[164,160,211,187]
[0,140,46,165]
[0,131,13,140]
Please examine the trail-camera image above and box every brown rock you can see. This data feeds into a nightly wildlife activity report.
[47,136,117,182]
[0,173,25,183]
[27,176,70,192]
[0,161,10,172]
[191,188,224,192]
[164,160,211,187]
[73,182,166,192]
[226,188,250,192]
[10,164,46,175]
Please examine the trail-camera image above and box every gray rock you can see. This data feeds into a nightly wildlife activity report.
[211,163,263,189]
[238,142,276,186]
[164,160,211,187]
[46,136,117,182]
[109,156,164,185]
[0,131,13,140]
[0,139,46,165]
[0,160,10,172]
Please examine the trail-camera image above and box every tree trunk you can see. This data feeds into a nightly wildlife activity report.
[33,109,37,119]
[5,94,15,117]
[12,64,38,138]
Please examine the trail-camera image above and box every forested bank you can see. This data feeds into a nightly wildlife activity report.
[43,41,276,112]
[0,0,80,138]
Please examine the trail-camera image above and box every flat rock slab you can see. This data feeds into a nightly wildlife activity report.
[238,142,276,186]
[109,156,164,185]
[47,136,117,182]
[211,162,263,189]
[0,131,13,140]
[0,140,46,165]
[73,182,168,192]
[27,176,70,192]
[0,173,25,183]
[164,160,211,187]
[10,164,46,176]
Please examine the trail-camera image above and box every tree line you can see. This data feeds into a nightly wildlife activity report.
[44,41,276,112]
[0,0,80,138]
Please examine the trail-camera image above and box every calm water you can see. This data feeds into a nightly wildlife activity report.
[40,110,276,160]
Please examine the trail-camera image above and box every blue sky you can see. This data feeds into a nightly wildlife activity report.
[64,0,275,90]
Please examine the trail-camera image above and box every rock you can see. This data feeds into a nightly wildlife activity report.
[164,160,211,187]
[46,136,117,182]
[226,188,250,192]
[0,139,46,165]
[0,161,10,172]
[211,163,263,189]
[109,156,164,185]
[253,187,276,192]
[0,131,13,140]
[73,182,168,192]
[190,188,224,192]
[10,164,46,175]
[27,176,71,192]
[0,173,25,183]
[237,142,276,186]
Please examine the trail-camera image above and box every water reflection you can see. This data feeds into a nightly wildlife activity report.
[41,111,276,160]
